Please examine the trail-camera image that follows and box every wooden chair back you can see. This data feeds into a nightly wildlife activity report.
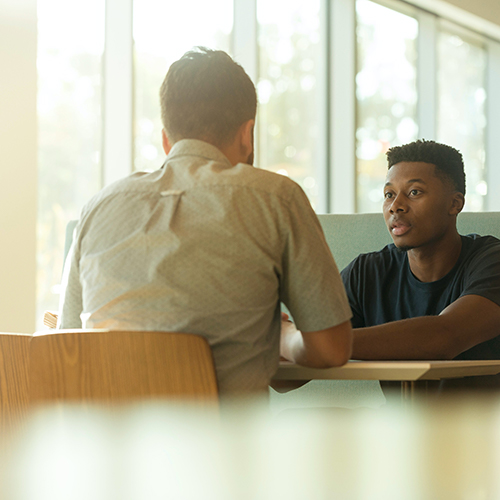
[0,333,31,429]
[29,330,219,406]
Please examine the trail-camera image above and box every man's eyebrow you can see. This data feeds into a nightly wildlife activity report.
[384,178,427,187]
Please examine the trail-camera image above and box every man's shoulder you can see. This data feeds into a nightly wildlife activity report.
[463,233,500,246]
[460,234,500,269]
[232,163,304,200]
[462,234,500,257]
[341,243,407,281]
[79,171,155,218]
[347,243,401,266]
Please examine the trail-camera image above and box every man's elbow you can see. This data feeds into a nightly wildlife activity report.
[323,340,352,367]
[336,341,353,366]
[438,341,462,361]
[312,321,353,368]
[431,318,466,360]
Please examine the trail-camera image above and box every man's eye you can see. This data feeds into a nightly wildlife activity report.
[384,192,393,199]
[409,189,420,196]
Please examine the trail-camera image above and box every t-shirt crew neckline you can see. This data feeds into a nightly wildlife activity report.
[404,235,470,292]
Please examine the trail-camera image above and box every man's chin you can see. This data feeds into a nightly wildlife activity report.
[391,236,413,252]
[394,243,413,253]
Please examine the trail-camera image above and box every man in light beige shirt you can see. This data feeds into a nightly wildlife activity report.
[59,48,352,395]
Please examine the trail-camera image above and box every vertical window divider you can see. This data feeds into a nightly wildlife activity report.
[416,10,437,140]
[317,0,330,214]
[232,0,258,167]
[102,0,134,187]
[232,0,258,84]
[330,0,356,213]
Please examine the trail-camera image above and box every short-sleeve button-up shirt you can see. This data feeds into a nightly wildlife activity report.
[59,139,351,394]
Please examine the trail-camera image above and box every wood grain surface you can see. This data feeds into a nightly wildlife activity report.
[0,333,31,430]
[29,330,219,406]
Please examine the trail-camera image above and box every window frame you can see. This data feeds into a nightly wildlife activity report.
[102,0,134,186]
[99,0,500,214]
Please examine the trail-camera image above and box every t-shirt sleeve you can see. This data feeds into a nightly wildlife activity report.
[340,258,366,329]
[461,239,500,307]
[279,185,352,332]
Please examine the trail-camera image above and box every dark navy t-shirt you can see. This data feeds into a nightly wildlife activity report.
[341,234,500,388]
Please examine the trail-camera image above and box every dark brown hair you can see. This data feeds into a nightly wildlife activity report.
[160,47,257,148]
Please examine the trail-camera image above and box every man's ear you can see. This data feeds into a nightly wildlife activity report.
[162,129,172,155]
[240,119,254,157]
[450,192,465,215]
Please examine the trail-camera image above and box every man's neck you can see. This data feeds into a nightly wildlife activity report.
[218,142,250,166]
[407,231,462,283]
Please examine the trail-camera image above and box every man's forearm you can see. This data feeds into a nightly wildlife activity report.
[352,315,455,360]
[281,320,352,367]
[353,294,500,361]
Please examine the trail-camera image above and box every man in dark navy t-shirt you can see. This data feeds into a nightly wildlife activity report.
[341,139,500,389]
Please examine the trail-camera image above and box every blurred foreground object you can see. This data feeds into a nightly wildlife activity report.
[1,398,500,499]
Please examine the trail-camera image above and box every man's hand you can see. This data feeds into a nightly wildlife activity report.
[279,313,296,362]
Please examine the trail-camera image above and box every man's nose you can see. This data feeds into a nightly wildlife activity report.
[389,194,407,213]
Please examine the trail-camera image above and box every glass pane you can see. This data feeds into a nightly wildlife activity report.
[356,0,418,213]
[257,0,322,210]
[437,28,486,212]
[37,0,104,326]
[133,1,233,172]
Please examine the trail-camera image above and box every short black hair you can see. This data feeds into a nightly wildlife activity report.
[386,139,466,195]
[160,47,257,147]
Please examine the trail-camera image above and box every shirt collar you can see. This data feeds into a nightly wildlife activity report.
[167,139,232,168]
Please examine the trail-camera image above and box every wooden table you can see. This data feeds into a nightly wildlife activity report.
[273,360,500,401]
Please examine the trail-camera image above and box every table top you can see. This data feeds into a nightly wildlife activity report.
[273,359,500,381]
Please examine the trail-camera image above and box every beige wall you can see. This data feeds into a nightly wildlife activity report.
[445,0,500,27]
[0,0,37,333]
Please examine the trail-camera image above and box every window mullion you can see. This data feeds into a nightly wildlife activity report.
[315,0,330,213]
[416,10,437,140]
[232,0,258,82]
[330,0,356,214]
[102,0,133,187]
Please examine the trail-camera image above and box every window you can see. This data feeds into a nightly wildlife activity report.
[37,0,104,323]
[355,0,418,213]
[133,0,233,172]
[36,0,500,326]
[257,0,323,210]
[437,24,487,211]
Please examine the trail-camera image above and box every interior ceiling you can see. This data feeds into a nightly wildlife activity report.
[444,0,500,27]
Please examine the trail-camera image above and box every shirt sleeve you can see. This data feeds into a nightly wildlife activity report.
[461,239,500,307]
[340,258,366,328]
[279,184,352,332]
[57,224,83,329]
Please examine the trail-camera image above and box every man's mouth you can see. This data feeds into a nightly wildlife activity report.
[390,220,411,236]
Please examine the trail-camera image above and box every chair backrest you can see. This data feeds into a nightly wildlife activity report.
[29,330,219,405]
[318,212,500,271]
[0,333,31,429]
